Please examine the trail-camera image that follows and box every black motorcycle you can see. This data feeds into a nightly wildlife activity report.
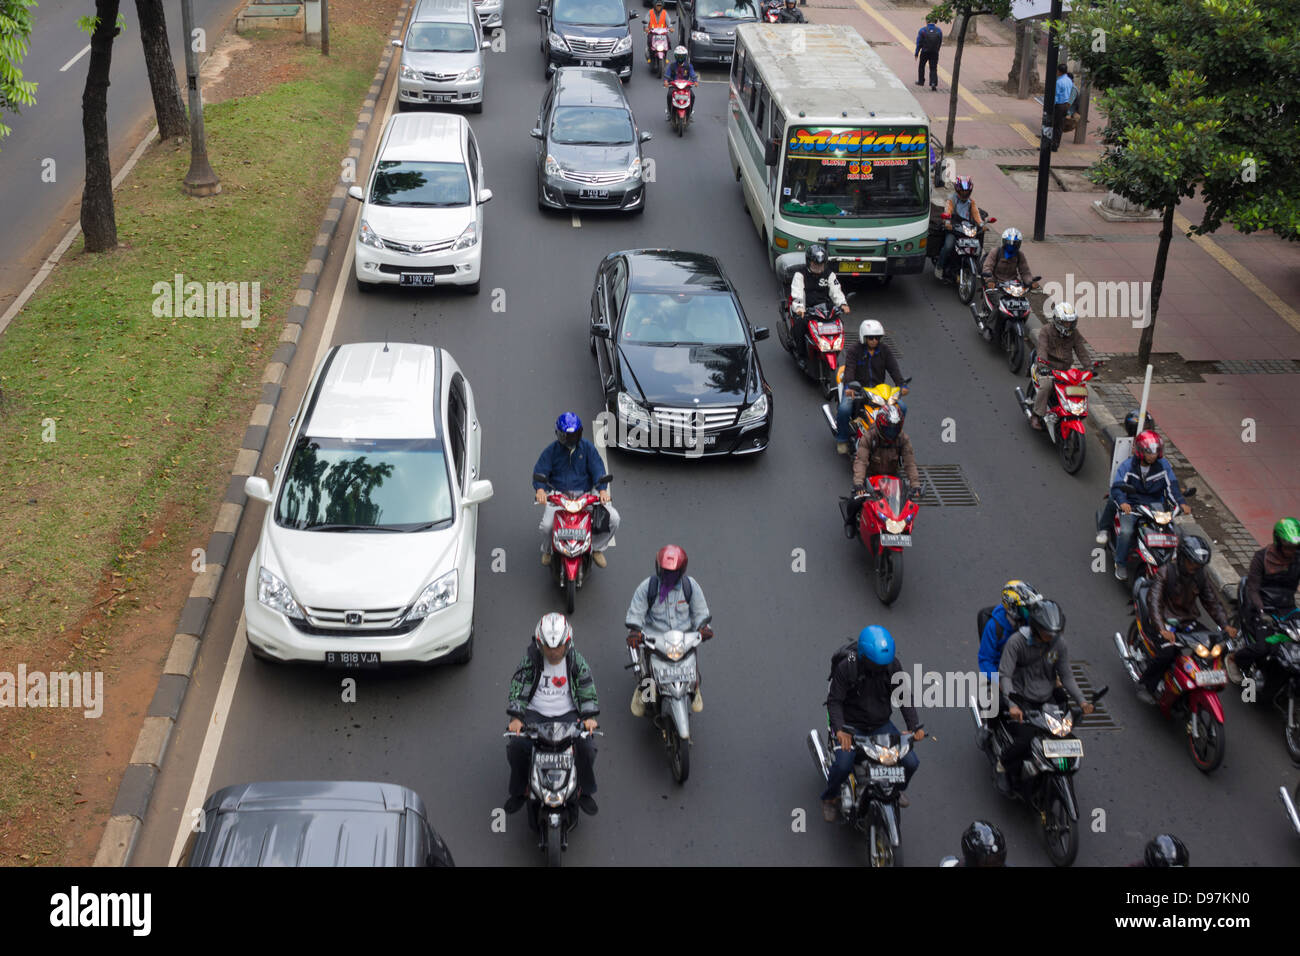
[1229,591,1300,765]
[970,275,1040,373]
[970,686,1107,867]
[505,721,601,867]
[928,210,995,304]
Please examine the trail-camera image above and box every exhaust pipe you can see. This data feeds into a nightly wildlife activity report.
[807,729,830,782]
[820,403,837,437]
[1013,386,1031,417]
[1113,631,1131,660]
[1281,785,1300,836]
[968,694,985,730]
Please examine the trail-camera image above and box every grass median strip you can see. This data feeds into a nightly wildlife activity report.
[0,21,385,864]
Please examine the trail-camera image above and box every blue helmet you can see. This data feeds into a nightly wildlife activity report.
[555,412,582,449]
[857,626,895,666]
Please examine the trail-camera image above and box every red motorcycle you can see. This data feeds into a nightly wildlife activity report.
[763,0,781,22]
[776,291,843,396]
[667,77,697,136]
[534,472,611,614]
[1113,580,1229,772]
[840,475,920,606]
[1015,357,1103,474]
[647,26,671,77]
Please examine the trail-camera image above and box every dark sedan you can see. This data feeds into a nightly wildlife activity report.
[590,250,773,457]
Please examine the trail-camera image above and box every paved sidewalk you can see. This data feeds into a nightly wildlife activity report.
[808,0,1300,563]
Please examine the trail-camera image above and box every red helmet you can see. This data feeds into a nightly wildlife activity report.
[655,545,687,576]
[1135,430,1163,459]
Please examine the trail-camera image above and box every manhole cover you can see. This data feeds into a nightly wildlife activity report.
[916,464,978,506]
[1071,661,1120,730]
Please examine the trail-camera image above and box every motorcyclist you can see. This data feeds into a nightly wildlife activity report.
[790,243,849,374]
[625,545,713,714]
[936,176,984,282]
[1027,301,1094,430]
[834,319,906,455]
[951,821,1007,867]
[644,0,669,64]
[996,599,1094,793]
[978,579,1042,676]
[1098,428,1190,580]
[821,626,924,821]
[851,404,921,493]
[778,0,805,22]
[979,227,1039,344]
[1138,533,1237,704]
[533,412,619,568]
[505,613,600,815]
[664,46,698,118]
[1230,517,1300,681]
[1142,834,1189,867]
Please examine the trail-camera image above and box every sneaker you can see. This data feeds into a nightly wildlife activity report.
[578,794,599,816]
[915,81,925,87]
[1136,686,1157,706]
[631,685,646,717]
[541,552,551,566]
[1114,564,1128,582]
[822,799,839,822]
[691,688,703,713]
[933,263,944,280]
[930,86,938,92]
[592,551,607,568]
[836,441,849,456]
[897,792,910,808]
[1095,530,1109,545]
[504,794,526,814]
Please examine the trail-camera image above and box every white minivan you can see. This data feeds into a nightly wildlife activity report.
[396,0,490,113]
[348,112,491,295]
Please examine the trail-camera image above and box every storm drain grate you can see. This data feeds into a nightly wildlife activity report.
[916,464,978,506]
[1070,661,1120,730]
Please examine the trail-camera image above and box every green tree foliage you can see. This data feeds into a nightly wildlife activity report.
[0,0,38,149]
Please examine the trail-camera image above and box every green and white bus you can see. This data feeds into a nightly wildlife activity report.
[727,24,932,282]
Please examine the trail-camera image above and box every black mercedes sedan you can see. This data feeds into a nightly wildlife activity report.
[589,250,773,457]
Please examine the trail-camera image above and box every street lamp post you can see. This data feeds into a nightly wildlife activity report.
[1031,0,1063,241]
[180,0,220,196]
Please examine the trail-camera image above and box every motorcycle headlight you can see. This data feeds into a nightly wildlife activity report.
[1044,711,1072,737]
[625,158,642,182]
[407,570,458,621]
[401,63,420,80]
[875,746,900,766]
[358,219,385,250]
[460,65,482,82]
[549,32,569,52]
[452,221,478,250]
[257,567,305,621]
[561,497,585,513]
[617,390,651,427]
[545,154,562,178]
[1153,511,1172,525]
[1194,643,1210,658]
[737,393,769,426]
[885,519,906,534]
[613,35,631,54]
[691,30,709,42]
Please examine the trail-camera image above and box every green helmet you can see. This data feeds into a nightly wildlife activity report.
[1275,517,1300,547]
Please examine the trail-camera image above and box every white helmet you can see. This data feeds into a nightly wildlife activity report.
[1052,301,1078,336]
[534,612,573,650]
[1001,227,1022,244]
[859,320,885,341]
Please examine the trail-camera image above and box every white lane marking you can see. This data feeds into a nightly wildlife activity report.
[168,610,249,866]
[571,213,581,228]
[59,44,91,72]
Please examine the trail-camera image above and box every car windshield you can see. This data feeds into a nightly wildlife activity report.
[406,22,478,52]
[553,0,626,26]
[621,292,747,345]
[698,0,758,17]
[779,127,929,220]
[275,437,453,531]
[551,106,634,145]
[369,161,470,207]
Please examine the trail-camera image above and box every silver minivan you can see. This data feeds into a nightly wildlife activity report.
[396,0,491,114]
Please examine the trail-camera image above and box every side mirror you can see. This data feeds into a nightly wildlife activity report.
[244,476,273,505]
[530,127,544,139]
[347,185,364,202]
[763,138,779,167]
[536,5,546,13]
[592,324,610,339]
[939,856,960,868]
[482,39,493,49]
[753,326,770,342]
[640,130,653,143]
[479,188,493,204]
[462,479,494,507]
[629,11,639,18]
[391,39,404,48]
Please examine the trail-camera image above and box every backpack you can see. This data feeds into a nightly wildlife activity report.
[977,605,1000,643]
[645,573,694,608]
[829,641,859,683]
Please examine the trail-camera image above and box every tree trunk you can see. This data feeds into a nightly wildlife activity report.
[1006,20,1042,94]
[944,13,972,152]
[135,0,187,140]
[81,0,122,253]
[1138,202,1176,366]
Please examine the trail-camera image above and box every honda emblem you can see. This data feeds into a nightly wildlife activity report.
[345,611,364,626]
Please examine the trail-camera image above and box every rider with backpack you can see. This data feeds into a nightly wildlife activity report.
[978,580,1042,675]
[626,545,713,715]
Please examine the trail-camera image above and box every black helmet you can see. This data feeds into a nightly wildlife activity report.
[1144,834,1189,867]
[1176,533,1212,570]
[806,244,828,268]
[1123,408,1154,437]
[961,820,1007,867]
[1028,599,1065,642]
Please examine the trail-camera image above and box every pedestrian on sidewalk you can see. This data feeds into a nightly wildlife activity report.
[1052,64,1077,152]
[915,15,942,91]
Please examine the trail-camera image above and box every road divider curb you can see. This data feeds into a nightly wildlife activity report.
[92,0,413,868]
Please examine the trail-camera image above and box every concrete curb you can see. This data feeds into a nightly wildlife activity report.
[92,1,412,867]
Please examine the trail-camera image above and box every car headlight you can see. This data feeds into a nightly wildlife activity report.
[691,30,709,42]
[358,219,385,250]
[617,390,651,427]
[625,158,642,181]
[613,35,632,54]
[407,570,458,621]
[460,65,482,82]
[545,154,562,178]
[401,63,420,80]
[737,393,769,425]
[452,221,478,250]
[549,31,569,52]
[258,567,305,621]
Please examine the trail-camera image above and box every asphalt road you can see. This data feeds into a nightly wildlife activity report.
[0,0,244,310]
[131,6,1300,867]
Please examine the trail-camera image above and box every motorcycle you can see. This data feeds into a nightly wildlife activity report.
[774,273,844,396]
[1114,578,1229,772]
[820,375,911,457]
[928,211,996,304]
[647,26,670,77]
[1227,594,1300,765]
[839,474,920,606]
[667,77,697,136]
[763,0,781,22]
[971,275,1040,373]
[627,628,705,783]
[1100,487,1196,584]
[1282,782,1300,836]
[504,721,602,867]
[1014,356,1104,474]
[807,725,929,867]
[970,685,1107,867]
[534,471,612,614]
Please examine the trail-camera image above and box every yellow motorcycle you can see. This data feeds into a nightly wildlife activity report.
[820,369,911,455]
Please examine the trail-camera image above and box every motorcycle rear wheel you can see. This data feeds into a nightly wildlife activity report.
[546,824,563,867]
[652,57,662,78]
[1042,792,1079,867]
[957,262,976,304]
[1187,708,1225,772]
[676,114,685,137]
[1002,327,1024,374]
[873,547,903,605]
[1285,688,1300,766]
[667,726,690,784]
[1059,430,1086,474]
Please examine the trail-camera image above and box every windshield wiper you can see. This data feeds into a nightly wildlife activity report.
[302,523,398,532]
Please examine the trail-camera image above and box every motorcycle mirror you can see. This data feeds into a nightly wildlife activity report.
[1184,486,1198,498]
[1032,275,1043,282]
[941,212,951,219]
[986,216,997,224]
[1092,686,1110,702]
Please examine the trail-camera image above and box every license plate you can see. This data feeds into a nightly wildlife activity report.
[868,764,905,782]
[879,534,911,547]
[1195,670,1227,687]
[1145,533,1178,548]
[400,273,438,287]
[579,188,609,199]
[427,93,452,103]
[655,664,696,684]
[325,651,380,669]
[956,241,980,254]
[534,752,573,769]
[838,261,873,273]
[1041,738,1083,758]
[579,59,602,67]
[701,435,717,446]
[720,54,731,63]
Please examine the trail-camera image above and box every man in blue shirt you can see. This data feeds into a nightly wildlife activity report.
[915,15,943,91]
[1052,64,1077,151]
[533,412,620,567]
[978,580,1041,676]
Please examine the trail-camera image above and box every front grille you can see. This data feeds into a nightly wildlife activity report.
[378,264,458,275]
[421,71,460,82]
[565,36,618,56]
[651,406,738,431]
[297,604,413,636]
[381,236,455,254]
[561,169,627,186]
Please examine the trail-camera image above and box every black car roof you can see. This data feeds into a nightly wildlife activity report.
[554,67,629,108]
[621,250,733,293]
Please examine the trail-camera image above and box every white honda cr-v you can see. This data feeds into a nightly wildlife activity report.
[243,342,493,668]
